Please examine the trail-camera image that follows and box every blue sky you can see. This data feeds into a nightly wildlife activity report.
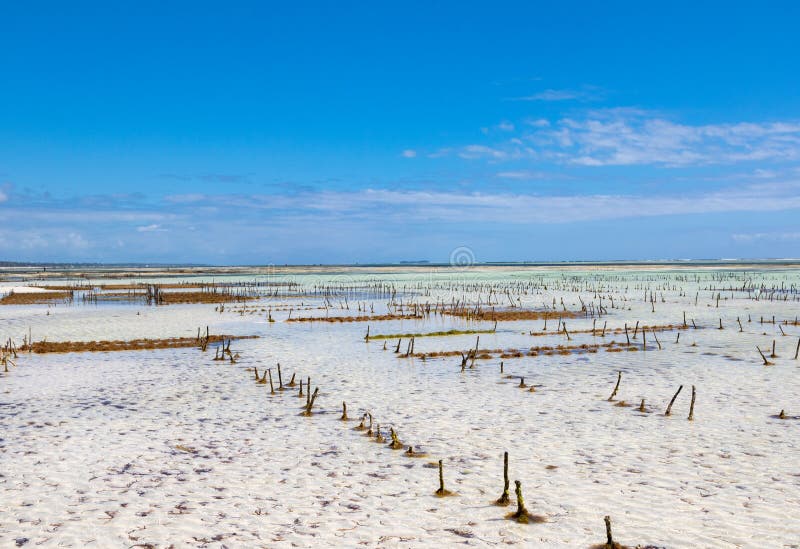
[2,1,800,264]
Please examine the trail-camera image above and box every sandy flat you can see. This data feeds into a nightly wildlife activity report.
[1,268,799,547]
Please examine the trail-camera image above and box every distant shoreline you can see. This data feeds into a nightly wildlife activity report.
[3,258,800,269]
[3,259,800,283]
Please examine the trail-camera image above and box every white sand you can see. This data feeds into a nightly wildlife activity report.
[1,286,58,294]
[1,268,799,547]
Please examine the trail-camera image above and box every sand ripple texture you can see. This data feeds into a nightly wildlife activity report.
[1,268,800,547]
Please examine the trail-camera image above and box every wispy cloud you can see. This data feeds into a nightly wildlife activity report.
[513,89,584,101]
[525,118,550,128]
[345,182,800,223]
[732,232,800,242]
[147,180,800,225]
[136,224,166,232]
[438,109,800,167]
[495,170,550,180]
[510,85,604,102]
[458,145,512,160]
[401,149,417,158]
[198,173,251,183]
[0,228,90,251]
[164,193,206,204]
[535,109,800,166]
[160,173,251,183]
[5,181,800,262]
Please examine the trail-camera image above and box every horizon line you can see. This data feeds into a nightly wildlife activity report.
[3,258,800,269]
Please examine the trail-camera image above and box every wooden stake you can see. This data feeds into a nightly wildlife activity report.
[511,480,530,522]
[435,459,448,496]
[305,387,319,415]
[665,385,682,416]
[608,371,621,401]
[496,451,510,505]
[688,385,696,421]
[604,515,614,547]
[757,346,773,365]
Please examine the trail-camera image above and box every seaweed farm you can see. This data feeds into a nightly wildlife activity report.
[1,264,799,547]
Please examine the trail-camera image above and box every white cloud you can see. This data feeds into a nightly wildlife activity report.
[401,149,417,158]
[752,169,778,179]
[458,145,511,160]
[495,170,549,180]
[512,89,585,101]
[136,224,165,232]
[337,183,800,223]
[510,85,604,102]
[164,193,206,204]
[534,110,800,166]
[732,232,800,242]
[440,109,800,167]
[525,118,550,128]
[0,229,89,251]
[0,190,7,203]
[5,180,800,261]
[148,180,800,225]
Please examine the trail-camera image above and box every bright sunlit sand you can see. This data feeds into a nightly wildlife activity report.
[2,264,799,547]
